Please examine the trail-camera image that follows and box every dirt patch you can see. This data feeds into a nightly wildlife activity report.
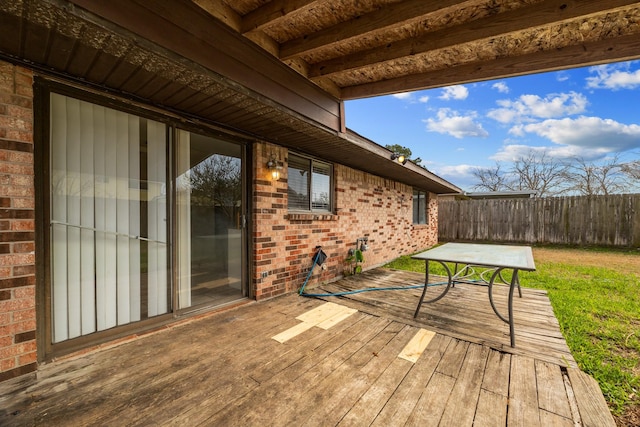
[532,247,640,277]
[615,403,639,427]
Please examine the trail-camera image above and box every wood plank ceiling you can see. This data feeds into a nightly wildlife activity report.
[196,0,640,100]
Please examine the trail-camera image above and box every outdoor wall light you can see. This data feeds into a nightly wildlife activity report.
[266,157,282,180]
[391,153,408,165]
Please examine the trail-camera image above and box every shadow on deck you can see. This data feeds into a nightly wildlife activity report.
[0,268,614,426]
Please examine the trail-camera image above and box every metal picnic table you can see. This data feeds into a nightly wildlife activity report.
[412,242,536,347]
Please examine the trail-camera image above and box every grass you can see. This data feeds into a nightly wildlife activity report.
[383,246,640,417]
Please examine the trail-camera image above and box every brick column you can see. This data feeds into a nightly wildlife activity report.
[0,61,36,382]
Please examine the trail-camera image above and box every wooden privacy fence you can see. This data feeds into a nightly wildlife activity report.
[438,194,640,247]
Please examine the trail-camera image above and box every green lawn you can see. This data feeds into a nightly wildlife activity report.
[383,246,640,417]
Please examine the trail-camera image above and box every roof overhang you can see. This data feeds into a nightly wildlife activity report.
[0,0,461,194]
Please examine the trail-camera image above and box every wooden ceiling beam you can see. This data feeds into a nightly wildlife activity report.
[241,0,319,33]
[339,32,640,99]
[308,0,637,78]
[193,0,242,32]
[279,0,470,60]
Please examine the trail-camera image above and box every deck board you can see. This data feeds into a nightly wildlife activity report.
[311,268,577,367]
[0,268,614,426]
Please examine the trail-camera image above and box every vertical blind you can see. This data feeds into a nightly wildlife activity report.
[50,93,168,343]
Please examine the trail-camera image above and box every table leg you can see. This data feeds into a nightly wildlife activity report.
[414,260,454,318]
[414,260,429,317]
[508,270,520,347]
[488,267,518,346]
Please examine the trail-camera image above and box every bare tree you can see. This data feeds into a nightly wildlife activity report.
[507,151,569,197]
[566,155,630,196]
[471,163,509,192]
[621,159,640,181]
[190,155,242,221]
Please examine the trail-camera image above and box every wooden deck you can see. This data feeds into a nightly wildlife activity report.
[0,269,614,426]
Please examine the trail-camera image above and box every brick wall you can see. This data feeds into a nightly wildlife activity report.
[0,63,440,380]
[252,142,438,300]
[0,61,37,381]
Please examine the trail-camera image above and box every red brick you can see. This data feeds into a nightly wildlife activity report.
[14,330,36,343]
[10,219,34,231]
[0,297,34,313]
[0,275,34,289]
[12,308,36,322]
[14,286,35,299]
[0,357,15,371]
[18,351,37,365]
[11,198,34,209]
[12,242,34,253]
[0,253,35,266]
[0,266,10,278]
[0,341,35,358]
[12,265,35,276]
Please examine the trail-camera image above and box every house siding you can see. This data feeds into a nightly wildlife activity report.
[252,142,438,300]
[0,61,37,382]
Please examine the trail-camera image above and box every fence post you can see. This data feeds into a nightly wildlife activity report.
[633,194,640,247]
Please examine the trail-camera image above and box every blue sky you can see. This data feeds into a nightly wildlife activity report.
[345,60,640,192]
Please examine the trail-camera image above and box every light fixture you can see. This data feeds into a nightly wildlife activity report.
[266,156,282,180]
[391,153,408,165]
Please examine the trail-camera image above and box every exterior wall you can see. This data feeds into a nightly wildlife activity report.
[0,60,440,381]
[0,61,37,381]
[252,142,438,299]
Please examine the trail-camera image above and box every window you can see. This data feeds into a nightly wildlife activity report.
[287,153,332,212]
[413,189,429,224]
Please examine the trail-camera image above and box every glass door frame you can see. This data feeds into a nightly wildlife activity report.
[171,126,250,315]
[35,78,251,362]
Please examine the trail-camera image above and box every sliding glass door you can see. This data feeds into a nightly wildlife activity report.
[176,130,244,310]
[48,92,245,347]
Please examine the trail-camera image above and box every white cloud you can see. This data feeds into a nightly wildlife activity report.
[491,144,595,161]
[487,92,588,124]
[556,71,570,82]
[432,164,480,191]
[586,62,640,90]
[439,85,469,100]
[492,82,509,93]
[495,116,640,161]
[520,116,640,149]
[418,95,430,103]
[392,92,412,100]
[424,108,489,139]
